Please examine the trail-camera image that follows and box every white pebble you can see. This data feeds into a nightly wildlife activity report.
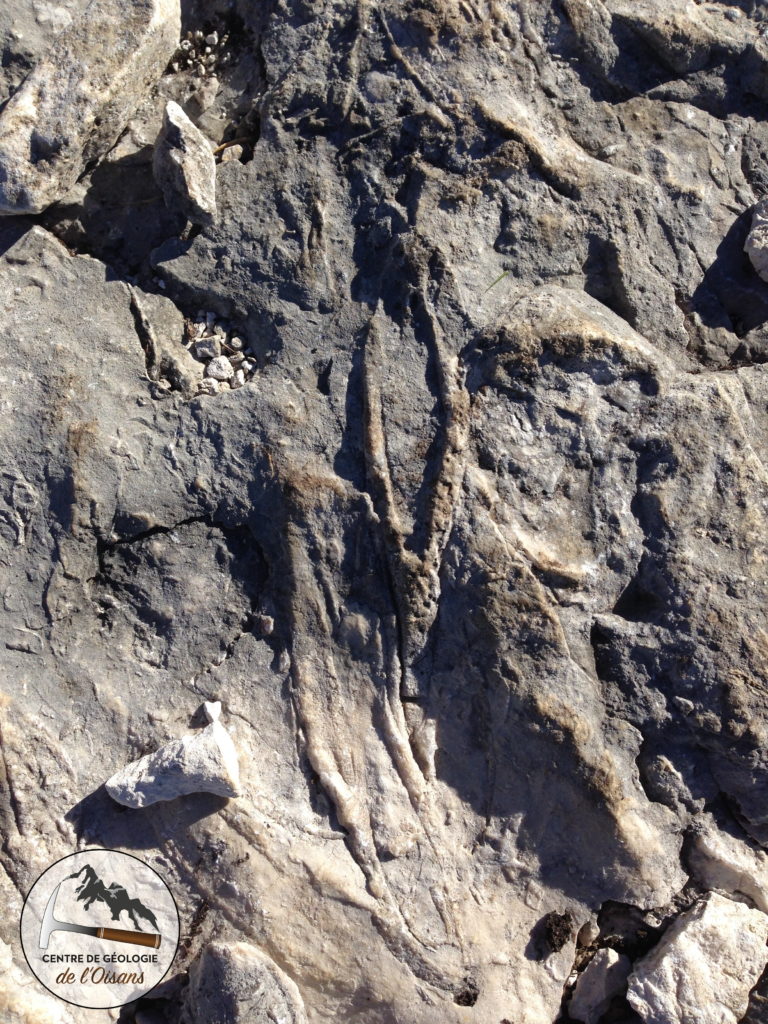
[206,355,234,380]
[205,31,219,46]
[229,336,243,350]
[230,368,246,389]
[197,378,220,395]
[203,700,222,722]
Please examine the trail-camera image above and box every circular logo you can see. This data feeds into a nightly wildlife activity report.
[20,849,179,1009]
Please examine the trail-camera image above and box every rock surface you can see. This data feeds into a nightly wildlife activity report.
[569,948,631,1024]
[745,198,768,283]
[154,99,217,225]
[688,815,768,913]
[1,1,768,1023]
[0,0,180,214]
[627,892,768,1024]
[106,705,241,807]
[0,939,77,1024]
[183,941,308,1024]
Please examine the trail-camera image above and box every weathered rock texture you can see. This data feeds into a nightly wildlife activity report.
[745,197,768,283]
[154,99,217,225]
[0,0,180,213]
[183,940,308,1024]
[627,892,768,1024]
[0,939,77,1024]
[568,947,631,1024]
[1,1,768,1023]
[105,701,241,807]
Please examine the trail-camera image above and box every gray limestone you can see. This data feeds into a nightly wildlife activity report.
[745,198,768,283]
[154,100,217,226]
[105,705,240,807]
[0,0,180,214]
[569,948,631,1024]
[627,893,768,1024]
[1,1,768,1023]
[183,941,307,1024]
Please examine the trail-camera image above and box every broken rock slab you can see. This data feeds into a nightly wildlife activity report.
[105,705,240,808]
[183,941,308,1024]
[688,816,768,913]
[153,100,217,226]
[627,892,768,1024]
[0,0,180,215]
[569,948,631,1024]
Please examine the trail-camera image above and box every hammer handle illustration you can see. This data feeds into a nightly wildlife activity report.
[96,927,161,948]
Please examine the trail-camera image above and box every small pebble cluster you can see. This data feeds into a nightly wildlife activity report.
[184,312,257,396]
[170,28,232,78]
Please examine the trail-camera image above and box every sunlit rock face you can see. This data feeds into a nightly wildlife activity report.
[1,1,768,1022]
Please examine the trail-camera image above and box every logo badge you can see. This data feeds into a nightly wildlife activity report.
[20,849,179,1009]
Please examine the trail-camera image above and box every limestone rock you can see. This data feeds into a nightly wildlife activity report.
[184,941,307,1024]
[105,711,240,808]
[0,0,180,215]
[569,948,631,1024]
[153,100,217,226]
[627,893,768,1024]
[3,2,768,1024]
[688,819,768,914]
[0,939,77,1024]
[745,199,768,284]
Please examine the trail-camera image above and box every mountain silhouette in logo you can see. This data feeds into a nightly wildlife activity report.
[65,863,159,931]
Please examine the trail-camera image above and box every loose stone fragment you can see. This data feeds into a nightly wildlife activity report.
[745,198,768,283]
[220,144,244,164]
[203,700,222,722]
[185,941,308,1024]
[0,0,181,215]
[153,100,217,226]
[197,378,220,396]
[206,355,234,381]
[105,708,240,807]
[193,337,221,360]
[569,948,631,1024]
[231,369,246,389]
[627,892,768,1024]
[254,614,274,635]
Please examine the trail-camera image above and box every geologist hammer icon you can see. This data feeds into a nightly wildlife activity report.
[39,883,162,950]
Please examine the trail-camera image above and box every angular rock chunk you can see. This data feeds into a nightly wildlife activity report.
[688,818,768,913]
[0,0,181,215]
[745,198,768,284]
[569,948,631,1024]
[184,941,307,1024]
[153,100,217,226]
[105,705,240,807]
[627,892,768,1024]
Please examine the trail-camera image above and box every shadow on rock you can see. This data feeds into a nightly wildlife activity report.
[66,785,231,851]
[690,208,768,339]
